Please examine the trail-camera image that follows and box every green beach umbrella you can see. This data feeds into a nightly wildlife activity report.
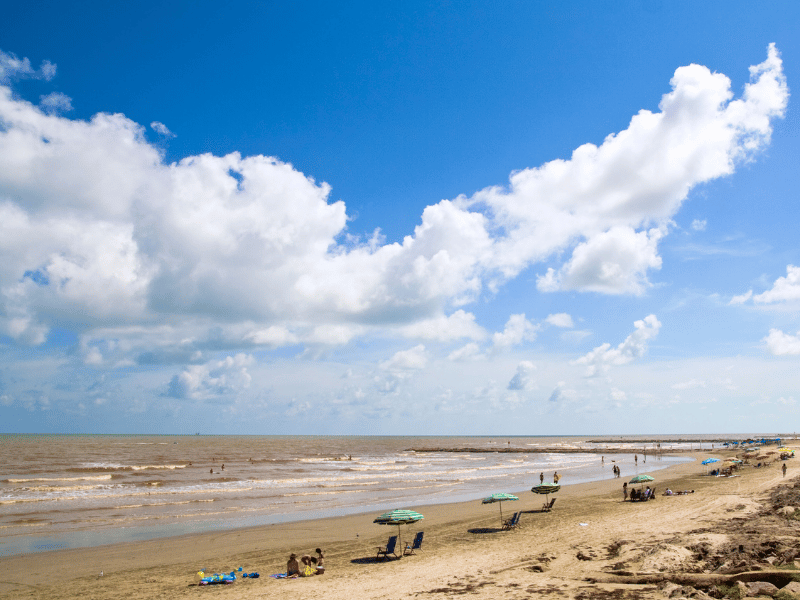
[531,483,561,504]
[629,474,654,484]
[482,493,518,526]
[373,509,424,550]
[629,474,654,489]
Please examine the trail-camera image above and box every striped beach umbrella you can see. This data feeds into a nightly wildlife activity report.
[531,483,561,503]
[373,509,424,549]
[482,493,518,526]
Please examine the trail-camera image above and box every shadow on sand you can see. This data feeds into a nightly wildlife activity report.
[467,526,504,534]
[350,556,401,564]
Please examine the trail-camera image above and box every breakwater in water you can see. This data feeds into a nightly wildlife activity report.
[409,446,687,454]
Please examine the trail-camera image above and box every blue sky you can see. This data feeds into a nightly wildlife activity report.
[1,1,799,435]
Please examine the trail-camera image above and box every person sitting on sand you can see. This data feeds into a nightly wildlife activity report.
[315,548,325,574]
[644,486,651,500]
[286,553,300,577]
[664,488,673,495]
[299,555,316,577]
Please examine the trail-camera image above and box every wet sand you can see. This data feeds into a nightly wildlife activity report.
[0,445,796,599]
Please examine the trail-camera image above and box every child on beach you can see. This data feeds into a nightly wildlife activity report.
[299,555,316,577]
[315,548,325,574]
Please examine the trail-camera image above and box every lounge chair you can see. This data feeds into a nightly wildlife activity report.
[502,511,521,530]
[376,535,399,560]
[541,498,556,512]
[403,532,424,555]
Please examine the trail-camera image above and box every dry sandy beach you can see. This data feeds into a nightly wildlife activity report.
[1,445,799,600]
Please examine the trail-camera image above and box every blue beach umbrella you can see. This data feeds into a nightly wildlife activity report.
[482,493,518,526]
[701,457,720,474]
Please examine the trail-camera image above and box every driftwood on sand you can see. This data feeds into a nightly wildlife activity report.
[587,569,797,588]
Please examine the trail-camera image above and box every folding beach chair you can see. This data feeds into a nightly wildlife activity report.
[403,531,424,555]
[502,511,521,530]
[377,535,399,560]
[541,498,556,512]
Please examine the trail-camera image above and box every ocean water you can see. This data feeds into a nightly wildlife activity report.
[0,434,746,556]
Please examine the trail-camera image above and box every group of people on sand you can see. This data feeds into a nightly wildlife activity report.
[285,548,325,578]
[622,483,656,501]
[627,485,654,501]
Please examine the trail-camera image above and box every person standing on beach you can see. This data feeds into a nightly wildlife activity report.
[635,454,638,465]
[623,482,628,501]
[783,463,787,477]
[540,472,544,484]
[553,471,560,484]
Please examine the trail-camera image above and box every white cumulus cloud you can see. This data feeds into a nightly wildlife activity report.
[468,44,786,293]
[573,314,662,377]
[537,227,664,295]
[151,121,175,137]
[0,50,55,83]
[545,313,574,328]
[167,353,254,399]
[380,344,428,371]
[39,92,73,114]
[399,310,486,341]
[492,314,538,349]
[507,361,537,391]
[754,265,800,304]
[763,329,800,356]
[691,219,707,231]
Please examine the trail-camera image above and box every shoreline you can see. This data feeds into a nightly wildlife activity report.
[0,444,794,599]
[1,451,690,558]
